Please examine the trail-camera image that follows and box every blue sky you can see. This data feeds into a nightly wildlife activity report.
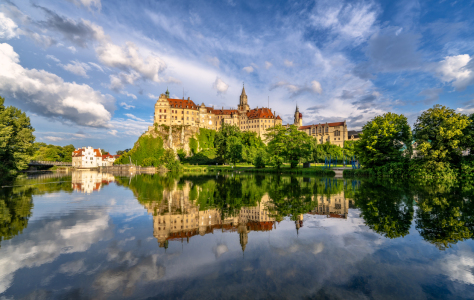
[0,0,473,153]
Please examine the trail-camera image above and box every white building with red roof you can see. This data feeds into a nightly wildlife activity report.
[72,146,103,168]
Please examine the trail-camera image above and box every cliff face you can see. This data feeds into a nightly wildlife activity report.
[145,124,199,155]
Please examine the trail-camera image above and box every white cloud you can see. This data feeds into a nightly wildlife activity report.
[45,136,63,142]
[0,210,110,294]
[265,61,272,69]
[68,46,77,53]
[124,113,145,122]
[311,80,323,94]
[109,71,141,91]
[284,60,293,67]
[46,54,60,63]
[68,0,102,12]
[435,54,474,91]
[207,56,220,68]
[243,66,254,73]
[60,60,91,77]
[212,77,229,94]
[120,102,135,109]
[310,1,379,45]
[439,250,474,285]
[109,129,118,136]
[96,41,167,84]
[0,12,18,39]
[120,91,137,99]
[88,62,104,72]
[0,43,114,127]
[147,93,158,99]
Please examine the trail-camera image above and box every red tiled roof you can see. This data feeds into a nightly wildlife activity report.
[102,154,114,159]
[72,149,84,157]
[93,149,101,157]
[167,99,198,110]
[246,108,275,120]
[276,115,282,120]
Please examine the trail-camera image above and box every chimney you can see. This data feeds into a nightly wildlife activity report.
[188,97,190,100]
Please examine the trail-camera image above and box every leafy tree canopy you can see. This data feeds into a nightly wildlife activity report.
[414,104,471,163]
[356,112,412,168]
[0,96,36,176]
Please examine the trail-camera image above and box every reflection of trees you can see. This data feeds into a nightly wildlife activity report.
[0,175,72,246]
[354,179,414,239]
[415,184,472,250]
[267,176,318,221]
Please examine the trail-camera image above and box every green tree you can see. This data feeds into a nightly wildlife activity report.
[461,113,474,154]
[414,105,470,163]
[0,96,36,177]
[215,124,241,163]
[226,136,243,166]
[253,148,267,168]
[356,112,412,168]
[265,125,288,169]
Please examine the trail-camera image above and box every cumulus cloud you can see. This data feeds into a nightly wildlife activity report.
[284,60,294,67]
[109,129,118,136]
[243,66,254,73]
[311,80,323,94]
[0,43,114,127]
[147,93,158,99]
[120,102,135,109]
[109,71,141,91]
[0,12,18,39]
[96,41,167,84]
[60,60,91,77]
[212,77,229,95]
[120,91,137,99]
[265,61,272,69]
[68,46,77,53]
[435,54,474,91]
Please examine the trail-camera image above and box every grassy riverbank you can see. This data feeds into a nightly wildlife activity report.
[181,163,336,176]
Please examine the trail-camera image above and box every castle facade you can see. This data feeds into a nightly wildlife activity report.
[153,86,282,139]
[153,86,350,146]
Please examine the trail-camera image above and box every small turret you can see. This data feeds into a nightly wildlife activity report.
[294,104,303,127]
[165,88,170,98]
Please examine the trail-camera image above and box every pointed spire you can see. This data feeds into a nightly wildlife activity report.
[241,83,246,96]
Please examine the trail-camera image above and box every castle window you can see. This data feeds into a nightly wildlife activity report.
[164,110,166,113]
[164,116,166,119]
[159,115,162,119]
[159,109,162,113]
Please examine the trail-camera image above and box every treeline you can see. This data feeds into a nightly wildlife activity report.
[348,105,474,179]
[32,143,76,162]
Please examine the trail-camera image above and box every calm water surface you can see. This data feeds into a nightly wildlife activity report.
[0,171,473,299]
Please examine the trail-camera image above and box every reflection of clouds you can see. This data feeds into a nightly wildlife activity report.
[0,210,112,294]
[59,259,87,276]
[439,248,474,285]
[93,254,165,297]
[213,244,229,258]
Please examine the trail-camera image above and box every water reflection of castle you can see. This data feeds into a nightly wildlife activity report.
[143,181,353,251]
[71,171,115,194]
[309,192,351,219]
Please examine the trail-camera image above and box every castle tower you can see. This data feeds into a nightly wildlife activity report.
[238,223,248,252]
[165,88,170,99]
[294,105,303,127]
[238,85,250,112]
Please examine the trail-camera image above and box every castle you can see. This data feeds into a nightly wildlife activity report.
[153,86,352,146]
